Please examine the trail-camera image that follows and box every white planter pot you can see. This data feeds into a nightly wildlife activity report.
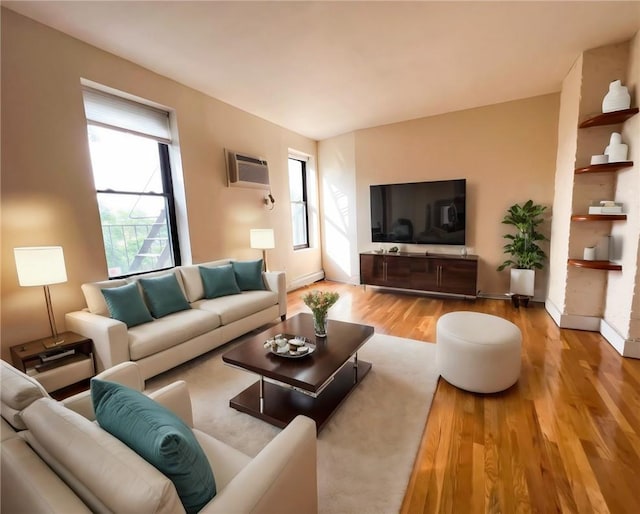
[510,269,535,297]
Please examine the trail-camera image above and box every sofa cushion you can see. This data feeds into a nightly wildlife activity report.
[128,309,221,361]
[127,268,188,294]
[102,282,154,328]
[1,417,17,441]
[21,398,184,514]
[0,360,49,430]
[139,274,191,318]
[232,260,266,291]
[92,380,216,514]
[193,428,250,491]
[1,436,93,513]
[82,278,128,316]
[179,260,233,303]
[199,264,241,299]
[193,290,278,325]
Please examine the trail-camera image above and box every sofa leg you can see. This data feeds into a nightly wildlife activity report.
[281,315,286,322]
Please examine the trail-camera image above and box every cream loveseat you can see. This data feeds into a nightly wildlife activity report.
[1,360,318,514]
[66,259,286,380]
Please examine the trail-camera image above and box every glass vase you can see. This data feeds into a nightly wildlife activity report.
[313,311,328,337]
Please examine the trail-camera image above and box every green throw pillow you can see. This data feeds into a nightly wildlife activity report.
[139,274,191,318]
[101,283,153,328]
[232,259,265,291]
[91,379,216,513]
[199,265,241,299]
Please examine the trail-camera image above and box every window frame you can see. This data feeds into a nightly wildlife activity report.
[289,156,310,251]
[84,92,181,279]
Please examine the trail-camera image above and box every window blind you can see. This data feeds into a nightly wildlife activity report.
[82,88,171,143]
[288,151,310,163]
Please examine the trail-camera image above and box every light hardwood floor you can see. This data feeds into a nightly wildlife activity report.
[288,281,640,514]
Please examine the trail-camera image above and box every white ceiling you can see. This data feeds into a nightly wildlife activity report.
[4,1,640,140]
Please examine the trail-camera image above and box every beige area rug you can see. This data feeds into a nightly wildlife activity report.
[147,333,439,514]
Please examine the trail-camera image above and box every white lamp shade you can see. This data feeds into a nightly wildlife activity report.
[14,246,68,286]
[250,229,275,249]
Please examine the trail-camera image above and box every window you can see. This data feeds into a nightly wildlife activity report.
[288,157,309,250]
[83,88,180,278]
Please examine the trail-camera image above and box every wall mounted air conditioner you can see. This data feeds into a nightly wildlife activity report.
[225,149,270,189]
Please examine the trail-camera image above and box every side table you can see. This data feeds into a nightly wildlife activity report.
[10,331,95,394]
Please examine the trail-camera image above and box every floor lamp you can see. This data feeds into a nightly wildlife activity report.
[14,246,68,348]
[250,229,275,272]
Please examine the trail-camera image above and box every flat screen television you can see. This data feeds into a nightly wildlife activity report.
[370,179,466,245]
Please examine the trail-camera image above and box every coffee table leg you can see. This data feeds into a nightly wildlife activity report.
[259,375,264,413]
[353,353,358,383]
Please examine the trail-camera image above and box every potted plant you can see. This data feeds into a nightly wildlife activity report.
[302,290,340,337]
[497,200,548,305]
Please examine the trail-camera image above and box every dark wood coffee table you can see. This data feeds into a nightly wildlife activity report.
[222,313,374,432]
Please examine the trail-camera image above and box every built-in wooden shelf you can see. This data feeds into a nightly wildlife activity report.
[568,259,622,271]
[575,161,634,174]
[578,107,639,128]
[571,214,626,221]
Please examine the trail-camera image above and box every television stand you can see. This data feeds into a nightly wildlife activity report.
[359,251,477,298]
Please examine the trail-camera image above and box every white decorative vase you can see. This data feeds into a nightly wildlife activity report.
[510,268,535,297]
[602,80,631,113]
[604,132,628,162]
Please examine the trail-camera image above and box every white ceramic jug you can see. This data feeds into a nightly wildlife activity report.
[604,132,628,162]
[602,80,631,113]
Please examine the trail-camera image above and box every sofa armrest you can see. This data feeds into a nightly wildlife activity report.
[63,376,191,426]
[201,415,317,514]
[63,361,146,420]
[263,271,287,319]
[1,437,92,513]
[65,310,130,373]
[147,380,193,427]
[61,391,94,420]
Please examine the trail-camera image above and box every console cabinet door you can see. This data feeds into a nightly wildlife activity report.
[413,258,438,291]
[360,254,384,286]
[436,258,478,296]
[385,256,414,288]
[360,253,477,297]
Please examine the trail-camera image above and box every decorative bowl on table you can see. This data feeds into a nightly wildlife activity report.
[264,334,315,359]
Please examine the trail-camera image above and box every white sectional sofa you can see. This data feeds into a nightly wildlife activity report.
[0,360,318,514]
[66,259,286,380]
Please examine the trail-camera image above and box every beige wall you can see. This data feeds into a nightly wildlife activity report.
[547,55,582,315]
[626,32,640,346]
[0,10,321,358]
[320,94,560,297]
[546,34,640,357]
[318,133,358,283]
[570,42,630,317]
[607,32,640,346]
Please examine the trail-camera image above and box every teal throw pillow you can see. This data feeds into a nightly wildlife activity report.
[91,379,216,513]
[101,283,153,328]
[232,259,265,291]
[199,265,241,299]
[138,273,191,318]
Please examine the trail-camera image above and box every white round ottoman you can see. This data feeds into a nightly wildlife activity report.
[436,311,522,393]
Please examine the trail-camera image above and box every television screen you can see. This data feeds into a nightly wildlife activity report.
[370,179,466,245]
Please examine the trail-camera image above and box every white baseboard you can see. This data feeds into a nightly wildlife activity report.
[622,339,640,359]
[287,270,325,292]
[599,319,640,358]
[599,318,626,355]
[477,292,509,300]
[544,298,600,331]
[479,291,545,302]
[544,298,562,327]
[546,298,639,359]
